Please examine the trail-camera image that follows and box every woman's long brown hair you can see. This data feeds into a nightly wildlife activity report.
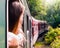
[8,1,23,32]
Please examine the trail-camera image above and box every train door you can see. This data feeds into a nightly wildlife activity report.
[20,0,33,48]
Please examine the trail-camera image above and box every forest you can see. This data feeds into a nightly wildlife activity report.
[27,0,60,48]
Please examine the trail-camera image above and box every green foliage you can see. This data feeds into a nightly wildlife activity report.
[27,0,60,27]
[54,27,60,35]
[35,42,44,46]
[44,27,57,44]
[35,26,60,47]
[27,0,47,17]
[44,26,60,44]
[50,38,60,48]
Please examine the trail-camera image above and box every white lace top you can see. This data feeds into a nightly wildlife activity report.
[7,29,26,48]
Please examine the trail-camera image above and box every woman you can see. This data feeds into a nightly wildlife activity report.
[8,1,26,48]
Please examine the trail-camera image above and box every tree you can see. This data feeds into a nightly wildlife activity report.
[27,0,60,28]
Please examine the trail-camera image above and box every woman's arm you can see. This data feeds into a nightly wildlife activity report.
[7,32,19,48]
[8,38,19,48]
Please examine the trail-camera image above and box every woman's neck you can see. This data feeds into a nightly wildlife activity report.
[13,22,22,35]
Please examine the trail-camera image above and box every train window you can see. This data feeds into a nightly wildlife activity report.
[41,23,45,29]
[38,23,40,30]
